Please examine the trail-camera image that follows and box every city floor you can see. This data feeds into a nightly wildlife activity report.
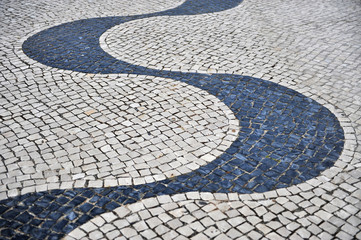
[0,0,360,239]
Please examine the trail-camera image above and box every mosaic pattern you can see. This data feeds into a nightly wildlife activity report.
[0,74,239,194]
[0,0,355,239]
[20,0,344,191]
[66,195,286,239]
[65,193,358,240]
[22,0,246,75]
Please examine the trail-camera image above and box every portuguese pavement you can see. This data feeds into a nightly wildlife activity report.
[0,0,360,239]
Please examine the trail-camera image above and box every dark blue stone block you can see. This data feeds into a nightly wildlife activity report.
[254,185,269,192]
[96,197,110,207]
[64,223,77,233]
[58,206,72,215]
[12,234,29,240]
[0,221,10,229]
[239,163,255,173]
[23,196,40,206]
[76,214,92,225]
[50,190,65,196]
[235,153,247,161]
[0,0,346,239]
[90,207,105,216]
[81,190,95,198]
[42,220,56,229]
[205,183,220,192]
[123,198,137,205]
[13,205,28,212]
[264,170,280,178]
[186,179,199,188]
[128,190,142,199]
[245,180,258,190]
[29,206,44,215]
[2,210,19,219]
[105,202,120,211]
[48,202,61,212]
[56,197,69,205]
[16,212,33,224]
[64,191,77,198]
[78,203,93,213]
[207,174,221,182]
[219,180,233,189]
[31,228,50,239]
[177,175,191,182]
[275,183,288,189]
[48,233,64,240]
[53,220,68,233]
[213,169,225,176]
[223,173,236,180]
[67,212,77,221]
[89,195,101,203]
[229,158,244,167]
[157,188,174,195]
[0,229,14,238]
[20,224,32,234]
[30,219,42,226]
[68,196,86,207]
[107,192,120,199]
[322,160,334,168]
[279,176,292,184]
[231,168,245,176]
[49,212,62,221]
[99,189,112,196]
[115,196,128,204]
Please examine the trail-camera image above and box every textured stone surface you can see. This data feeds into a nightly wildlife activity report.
[0,0,360,239]
[7,0,347,197]
[67,193,361,239]
[0,72,239,192]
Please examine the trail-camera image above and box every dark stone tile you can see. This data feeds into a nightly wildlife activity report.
[0,0,346,239]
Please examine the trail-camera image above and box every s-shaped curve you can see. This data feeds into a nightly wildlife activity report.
[0,0,344,239]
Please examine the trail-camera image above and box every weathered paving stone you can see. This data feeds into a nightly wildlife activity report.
[66,195,361,239]
[1,0,361,239]
[0,73,240,195]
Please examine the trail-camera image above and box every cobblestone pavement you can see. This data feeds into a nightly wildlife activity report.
[0,0,360,239]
